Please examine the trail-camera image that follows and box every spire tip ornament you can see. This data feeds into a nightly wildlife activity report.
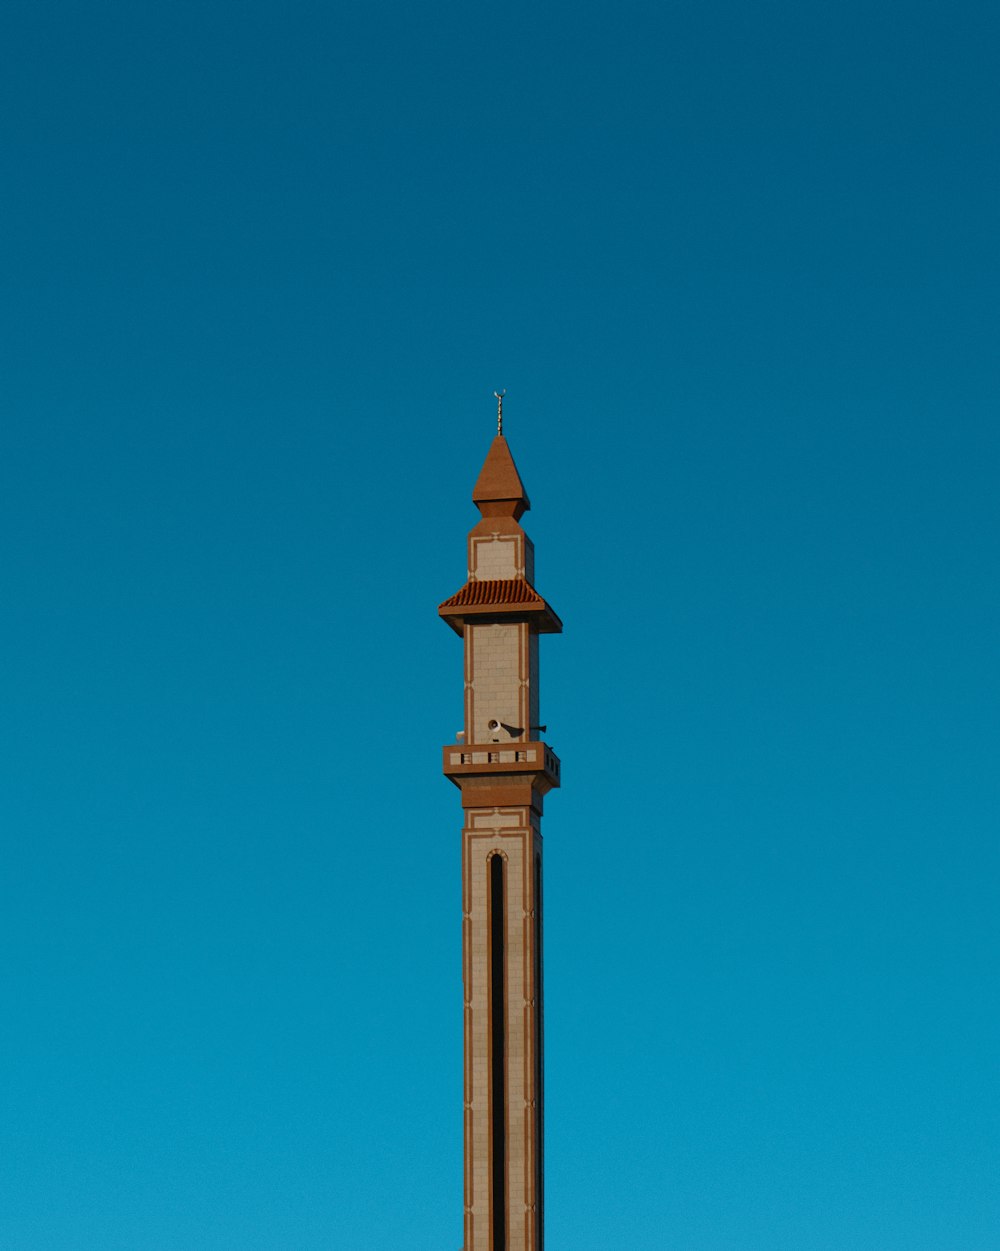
[494,389,505,437]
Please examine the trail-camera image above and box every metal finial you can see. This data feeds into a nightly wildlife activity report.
[494,390,505,437]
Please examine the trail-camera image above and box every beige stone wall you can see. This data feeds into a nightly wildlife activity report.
[465,622,538,743]
[465,522,535,584]
[469,533,522,581]
[523,536,535,586]
[462,810,543,1251]
[528,633,539,733]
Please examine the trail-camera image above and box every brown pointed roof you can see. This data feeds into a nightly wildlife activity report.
[472,436,530,520]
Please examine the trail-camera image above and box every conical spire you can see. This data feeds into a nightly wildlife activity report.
[472,436,531,520]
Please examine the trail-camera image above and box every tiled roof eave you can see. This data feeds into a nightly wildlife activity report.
[438,577,563,635]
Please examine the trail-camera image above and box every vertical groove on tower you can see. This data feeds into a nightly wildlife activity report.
[534,852,544,1251]
[488,853,507,1250]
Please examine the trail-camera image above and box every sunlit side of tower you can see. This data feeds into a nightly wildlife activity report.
[440,402,561,1251]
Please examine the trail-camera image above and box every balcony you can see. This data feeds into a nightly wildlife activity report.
[442,740,561,792]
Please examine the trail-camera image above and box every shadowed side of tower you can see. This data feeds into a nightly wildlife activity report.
[440,420,561,1251]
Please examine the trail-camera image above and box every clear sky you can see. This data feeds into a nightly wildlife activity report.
[2,1,998,1247]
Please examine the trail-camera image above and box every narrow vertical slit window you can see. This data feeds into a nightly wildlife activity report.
[489,854,507,1251]
[534,853,544,1250]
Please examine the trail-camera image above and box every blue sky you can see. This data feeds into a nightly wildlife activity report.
[1,1,998,1247]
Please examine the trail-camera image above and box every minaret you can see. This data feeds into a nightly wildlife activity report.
[440,397,561,1251]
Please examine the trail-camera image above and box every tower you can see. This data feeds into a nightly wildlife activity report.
[440,400,561,1251]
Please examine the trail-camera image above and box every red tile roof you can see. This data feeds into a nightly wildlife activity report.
[438,576,562,634]
[439,577,544,609]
